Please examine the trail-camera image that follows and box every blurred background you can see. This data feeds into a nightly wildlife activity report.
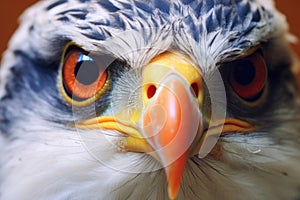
[0,0,300,60]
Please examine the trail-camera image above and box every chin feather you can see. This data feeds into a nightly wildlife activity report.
[2,117,300,200]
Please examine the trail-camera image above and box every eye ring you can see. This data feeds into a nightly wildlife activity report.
[59,43,111,107]
[229,51,267,102]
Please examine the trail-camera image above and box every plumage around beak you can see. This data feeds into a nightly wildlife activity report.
[75,51,256,200]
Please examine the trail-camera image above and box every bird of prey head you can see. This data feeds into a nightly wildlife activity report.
[1,0,300,199]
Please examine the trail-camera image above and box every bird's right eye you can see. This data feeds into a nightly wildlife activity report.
[228,50,267,103]
[59,44,111,106]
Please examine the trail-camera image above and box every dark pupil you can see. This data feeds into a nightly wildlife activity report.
[233,60,255,86]
[74,54,100,85]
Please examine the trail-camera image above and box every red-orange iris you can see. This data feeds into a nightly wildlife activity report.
[229,51,267,100]
[62,48,107,100]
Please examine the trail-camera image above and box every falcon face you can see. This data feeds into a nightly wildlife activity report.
[1,0,300,199]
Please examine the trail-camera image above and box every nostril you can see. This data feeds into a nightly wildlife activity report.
[147,84,157,99]
[191,82,199,97]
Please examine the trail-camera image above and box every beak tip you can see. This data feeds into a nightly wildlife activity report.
[166,170,181,200]
[168,186,179,200]
[164,153,188,200]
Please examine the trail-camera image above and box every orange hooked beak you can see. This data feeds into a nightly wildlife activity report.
[76,51,256,200]
[141,52,203,199]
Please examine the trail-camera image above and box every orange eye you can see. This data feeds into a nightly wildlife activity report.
[229,51,267,101]
[62,46,109,102]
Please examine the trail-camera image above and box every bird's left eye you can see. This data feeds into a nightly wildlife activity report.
[228,51,267,102]
[59,45,111,106]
